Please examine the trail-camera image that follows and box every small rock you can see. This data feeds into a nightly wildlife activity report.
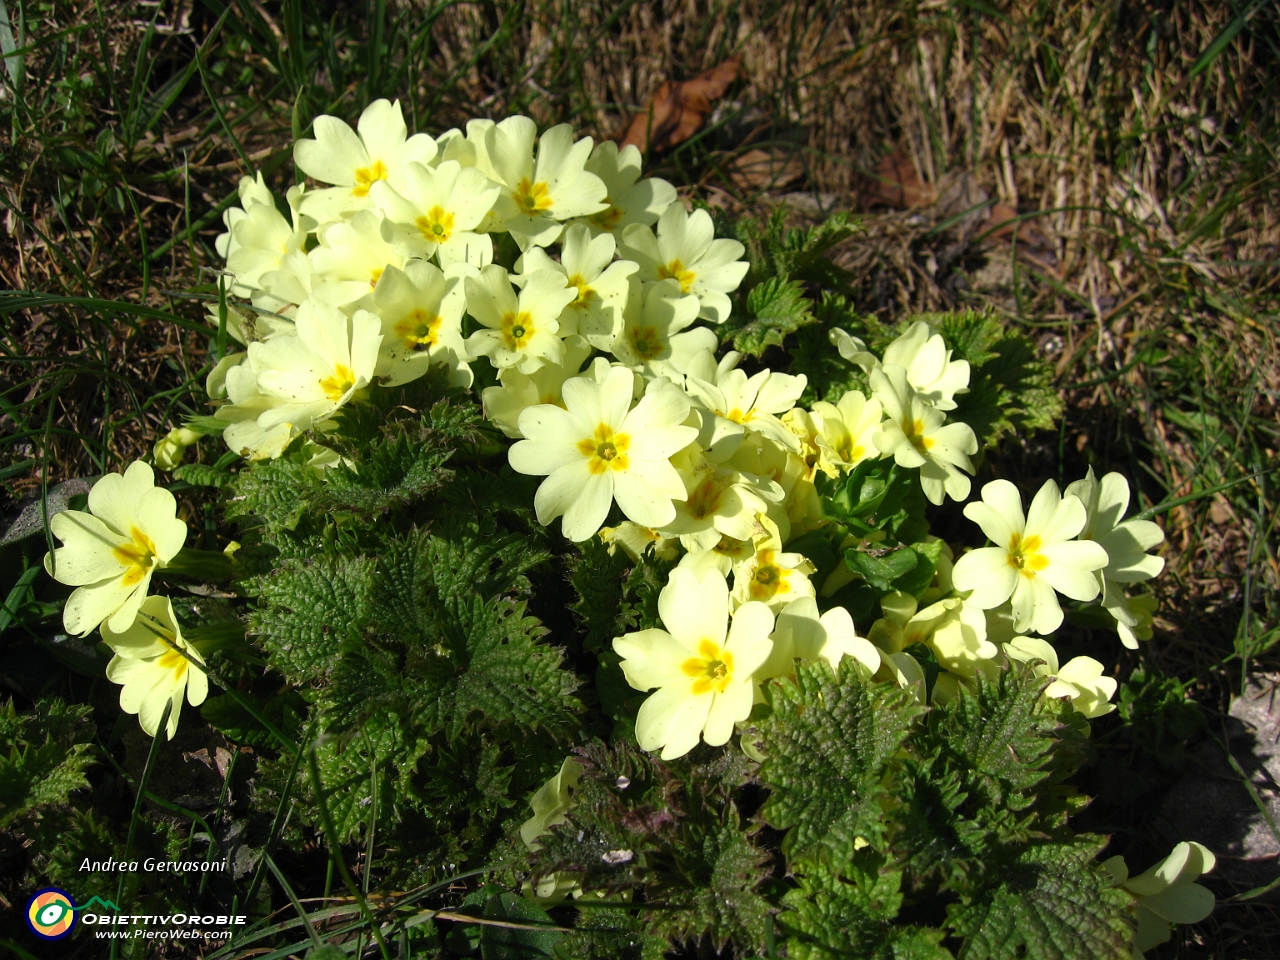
[1159,677,1280,896]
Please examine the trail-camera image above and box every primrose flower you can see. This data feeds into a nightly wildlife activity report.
[620,203,748,323]
[952,479,1110,635]
[249,298,383,435]
[371,261,471,387]
[101,595,207,740]
[811,389,884,475]
[830,321,970,412]
[482,336,594,438]
[731,515,817,611]
[1003,636,1117,717]
[613,568,774,760]
[685,350,808,454]
[486,117,608,248]
[518,225,637,347]
[577,140,677,235]
[310,210,405,308]
[1102,842,1216,957]
[870,364,977,505]
[678,532,758,578]
[216,361,296,461]
[465,265,577,373]
[1064,468,1166,649]
[757,596,880,682]
[294,99,437,220]
[44,462,188,637]
[610,277,712,380]
[868,590,996,679]
[509,368,697,541]
[371,159,499,262]
[661,451,781,553]
[216,174,313,298]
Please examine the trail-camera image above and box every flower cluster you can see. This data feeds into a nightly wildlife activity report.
[43,463,205,738]
[50,106,1168,761]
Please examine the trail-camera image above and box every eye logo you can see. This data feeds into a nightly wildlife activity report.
[26,888,78,940]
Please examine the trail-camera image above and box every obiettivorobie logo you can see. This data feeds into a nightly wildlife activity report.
[25,889,117,940]
[25,888,247,943]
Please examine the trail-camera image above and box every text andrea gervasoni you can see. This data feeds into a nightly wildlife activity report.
[79,857,228,873]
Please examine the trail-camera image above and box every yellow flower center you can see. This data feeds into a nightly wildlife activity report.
[416,205,455,242]
[156,645,189,681]
[513,178,553,214]
[577,423,631,475]
[320,363,357,401]
[113,526,158,587]
[352,159,389,197]
[370,267,384,289]
[748,550,791,601]
[395,309,443,352]
[657,259,696,293]
[589,204,624,230]
[566,273,595,309]
[681,639,735,695]
[629,325,662,361]
[1006,532,1049,579]
[903,417,935,452]
[501,311,536,351]
[725,407,752,424]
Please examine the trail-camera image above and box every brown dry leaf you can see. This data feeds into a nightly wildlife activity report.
[869,146,935,208]
[616,56,741,154]
[727,147,805,192]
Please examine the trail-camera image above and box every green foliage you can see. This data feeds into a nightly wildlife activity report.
[730,277,816,356]
[761,658,924,864]
[455,883,562,959]
[532,741,772,956]
[755,661,1129,959]
[717,208,861,357]
[779,855,952,960]
[947,837,1133,960]
[0,697,95,828]
[932,311,1063,446]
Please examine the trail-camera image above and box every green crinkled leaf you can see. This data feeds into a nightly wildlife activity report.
[173,461,234,488]
[930,311,1062,446]
[316,524,577,740]
[651,801,774,955]
[780,856,951,960]
[760,658,924,865]
[309,715,419,843]
[569,536,632,654]
[0,698,96,828]
[730,277,816,357]
[948,836,1133,960]
[200,689,307,748]
[444,594,578,738]
[937,665,1058,811]
[308,398,481,516]
[789,291,872,405]
[249,554,377,683]
[225,456,311,535]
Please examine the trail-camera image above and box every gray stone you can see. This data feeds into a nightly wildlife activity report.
[1158,677,1280,897]
[0,477,96,546]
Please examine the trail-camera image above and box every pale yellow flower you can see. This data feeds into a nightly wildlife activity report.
[613,568,774,759]
[44,462,188,637]
[101,595,207,740]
